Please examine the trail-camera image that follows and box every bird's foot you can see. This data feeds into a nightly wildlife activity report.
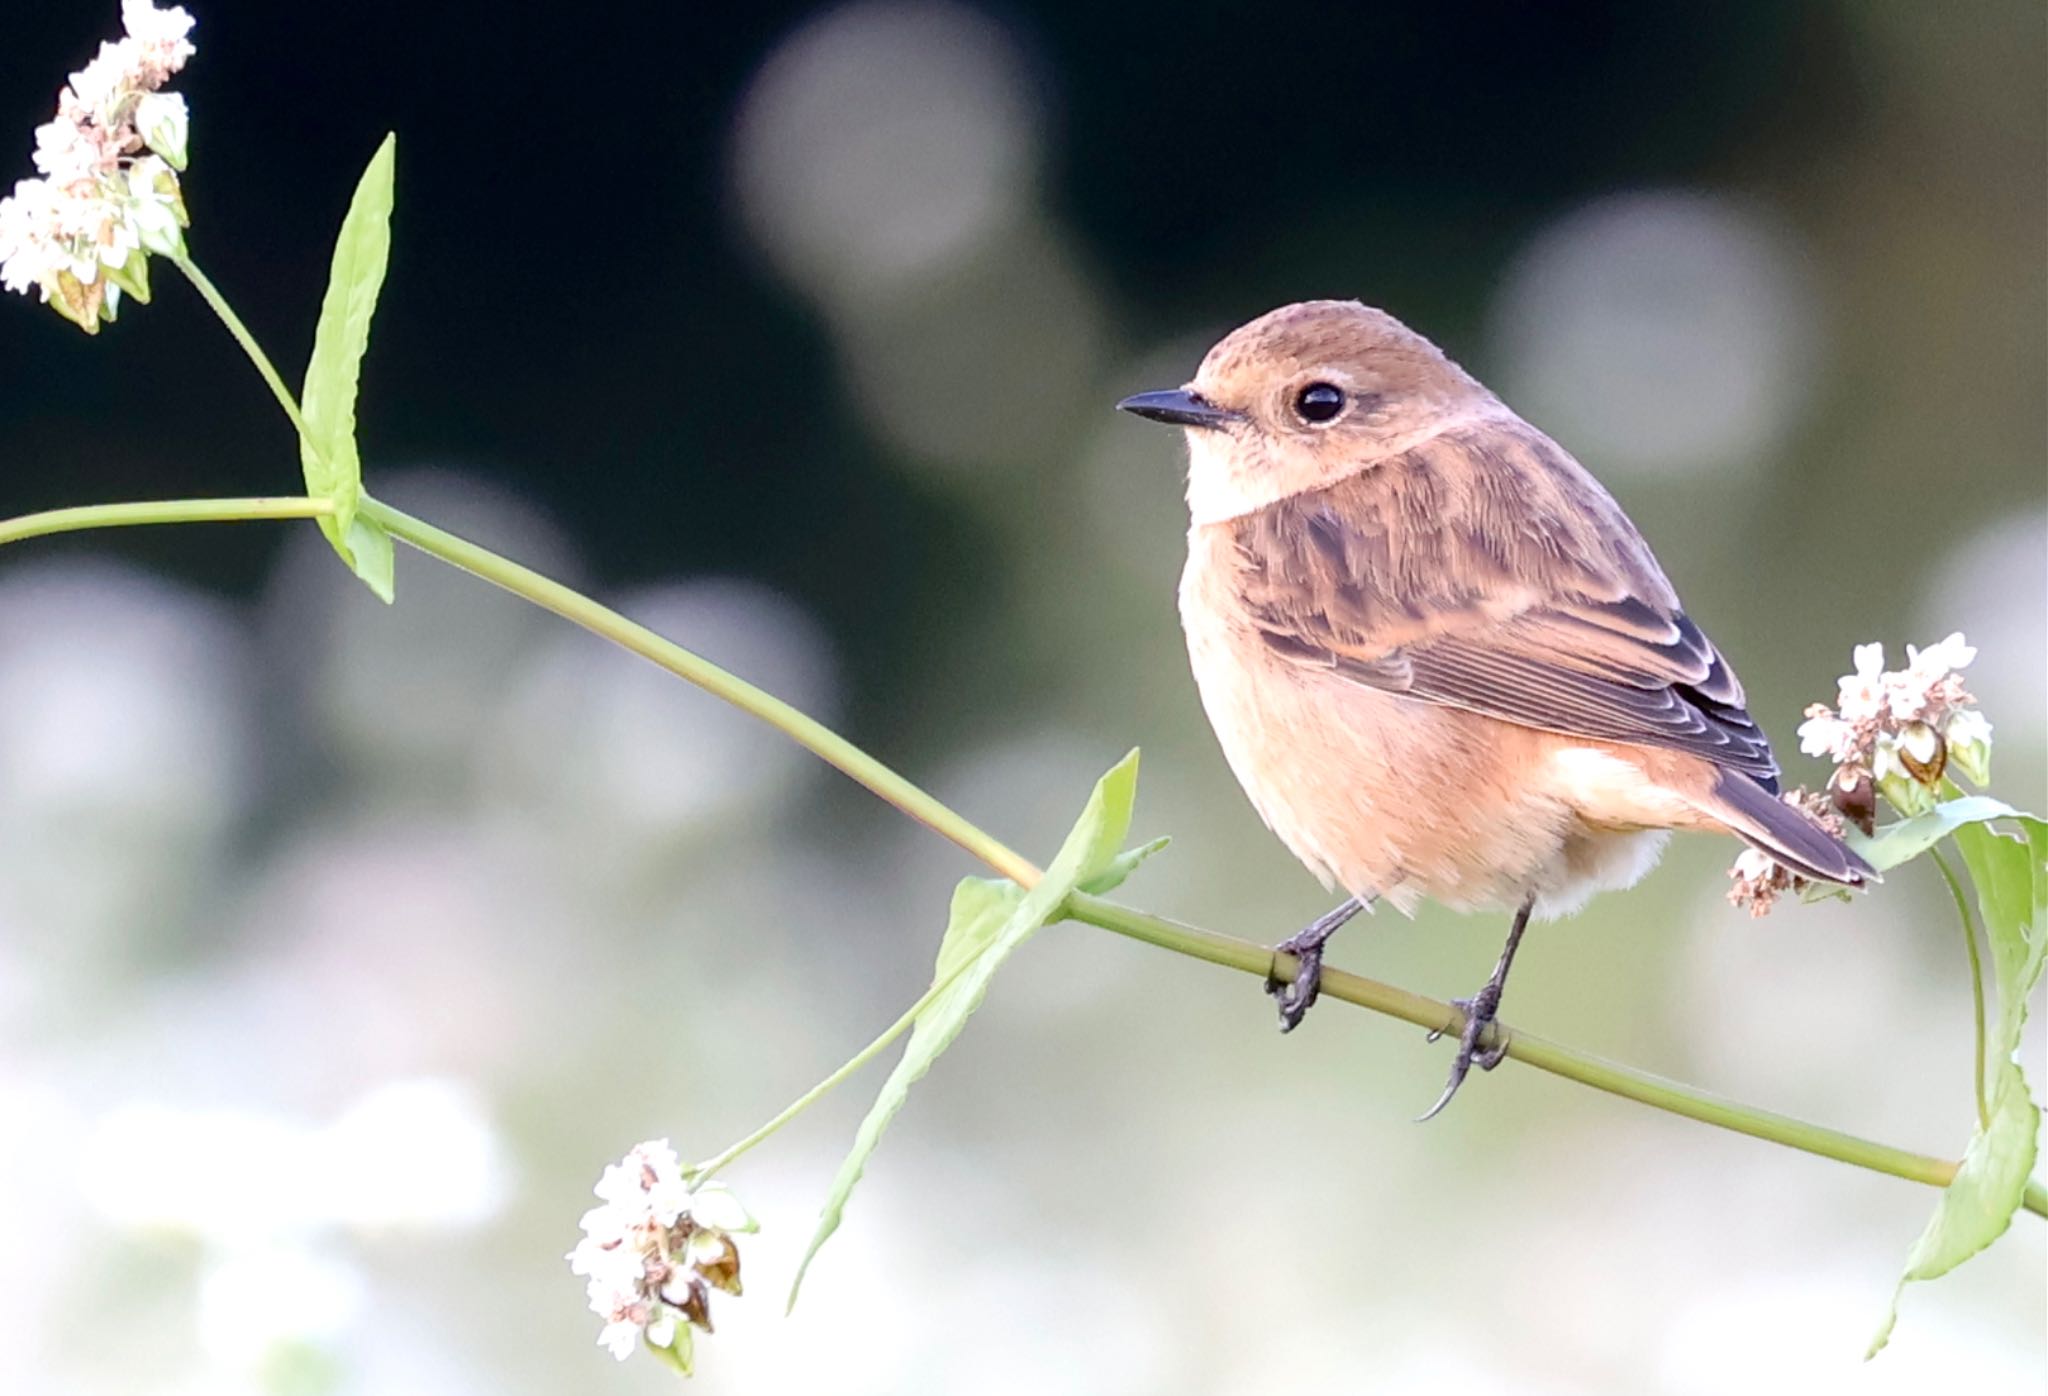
[1265,897,1365,1033]
[1417,982,1507,1121]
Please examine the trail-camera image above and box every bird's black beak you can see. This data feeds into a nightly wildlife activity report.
[1116,388,1238,430]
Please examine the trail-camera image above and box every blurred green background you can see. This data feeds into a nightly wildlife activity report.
[0,2,2042,1392]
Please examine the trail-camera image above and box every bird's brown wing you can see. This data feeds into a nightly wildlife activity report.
[1228,421,1781,788]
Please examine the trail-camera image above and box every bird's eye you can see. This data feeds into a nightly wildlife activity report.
[1293,382,1346,424]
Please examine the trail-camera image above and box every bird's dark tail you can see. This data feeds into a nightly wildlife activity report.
[1706,771,1877,886]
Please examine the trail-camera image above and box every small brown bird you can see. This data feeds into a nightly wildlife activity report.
[1119,300,1871,1116]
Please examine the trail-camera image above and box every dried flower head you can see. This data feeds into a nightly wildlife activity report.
[566,1139,754,1371]
[1727,787,1846,917]
[0,2,196,332]
[1795,632,1991,820]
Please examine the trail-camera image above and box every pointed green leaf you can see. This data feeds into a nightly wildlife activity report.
[1870,807,2045,1357]
[1078,834,1170,896]
[646,1322,695,1377]
[789,750,1145,1308]
[1951,811,2048,1047]
[1845,796,2025,873]
[300,133,396,596]
[1869,1061,2039,1357]
[342,515,396,605]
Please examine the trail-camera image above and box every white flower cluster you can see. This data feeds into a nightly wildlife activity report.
[567,1139,752,1368]
[1796,632,1991,818]
[0,1,196,332]
[1727,632,1994,917]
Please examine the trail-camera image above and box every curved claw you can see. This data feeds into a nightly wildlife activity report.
[1266,942,1323,1032]
[1415,1069,1467,1123]
[1265,896,1366,1034]
[1415,994,1506,1122]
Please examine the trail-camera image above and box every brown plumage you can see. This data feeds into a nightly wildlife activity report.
[1119,299,1871,1112]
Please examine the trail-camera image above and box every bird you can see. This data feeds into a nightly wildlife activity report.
[1116,299,1872,1118]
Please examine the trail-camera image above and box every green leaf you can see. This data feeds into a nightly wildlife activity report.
[1846,796,2026,873]
[1952,812,2048,1045]
[1869,1061,2040,1357]
[342,515,395,604]
[1078,834,1169,896]
[646,1322,696,1377]
[788,750,1145,1309]
[1870,806,2046,1357]
[300,133,396,597]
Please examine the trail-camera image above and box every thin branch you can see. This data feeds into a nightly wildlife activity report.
[1063,892,2032,1210]
[7,491,2042,1223]
[1929,847,1992,1130]
[358,495,2046,1221]
[0,496,333,548]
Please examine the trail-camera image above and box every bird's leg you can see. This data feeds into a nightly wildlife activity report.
[1266,895,1368,1032]
[1418,892,1536,1121]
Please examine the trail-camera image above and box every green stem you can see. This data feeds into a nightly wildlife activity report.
[691,952,977,1180]
[1930,846,1991,1130]
[169,253,314,441]
[6,486,2042,1222]
[0,496,334,548]
[349,497,2044,1222]
[1065,892,2042,1214]
[357,495,1041,886]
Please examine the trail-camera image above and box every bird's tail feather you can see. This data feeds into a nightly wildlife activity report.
[1704,771,1876,886]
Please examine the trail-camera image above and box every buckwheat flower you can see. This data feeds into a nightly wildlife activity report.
[1727,845,1789,918]
[1797,705,1859,767]
[1727,788,1843,917]
[1835,642,1887,723]
[1791,632,1991,828]
[568,1139,755,1373]
[0,1,195,332]
[1944,707,1994,787]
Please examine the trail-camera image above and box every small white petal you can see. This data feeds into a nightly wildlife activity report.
[1945,708,1992,746]
[598,1318,642,1360]
[685,1182,755,1233]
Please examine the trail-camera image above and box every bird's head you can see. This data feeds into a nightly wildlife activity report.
[1118,300,1498,524]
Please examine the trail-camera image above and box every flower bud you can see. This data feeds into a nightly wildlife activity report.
[128,158,187,256]
[689,1229,742,1296]
[1877,768,1935,817]
[1944,709,1993,787]
[1829,765,1878,836]
[48,266,104,332]
[101,244,152,304]
[1895,721,1945,785]
[135,91,189,169]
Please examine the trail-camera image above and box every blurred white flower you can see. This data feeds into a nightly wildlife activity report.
[1919,512,2047,758]
[731,0,1042,297]
[197,1244,366,1369]
[321,1078,512,1230]
[0,1,195,331]
[1489,189,1817,478]
[84,1077,509,1242]
[568,1140,753,1369]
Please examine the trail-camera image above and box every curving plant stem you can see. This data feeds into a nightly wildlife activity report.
[0,496,333,547]
[336,496,2042,1220]
[3,489,2043,1220]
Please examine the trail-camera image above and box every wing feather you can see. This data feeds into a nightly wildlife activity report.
[1229,419,1781,788]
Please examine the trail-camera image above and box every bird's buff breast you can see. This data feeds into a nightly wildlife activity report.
[1177,530,1670,918]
